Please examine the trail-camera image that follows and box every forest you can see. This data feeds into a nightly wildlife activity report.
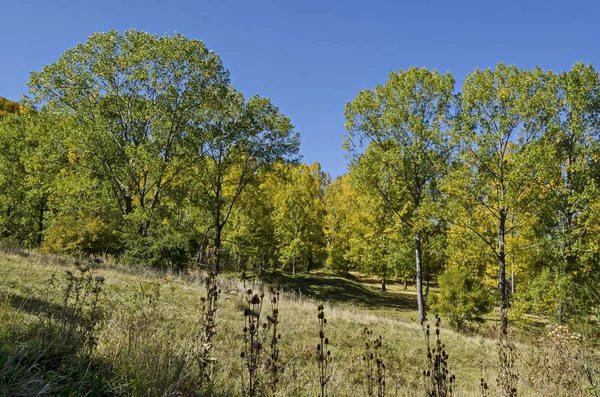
[1,29,600,395]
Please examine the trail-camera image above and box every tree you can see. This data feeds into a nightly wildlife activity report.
[344,67,455,320]
[226,168,279,275]
[527,63,600,321]
[451,64,548,332]
[346,158,414,291]
[324,174,355,275]
[190,90,299,272]
[25,29,231,240]
[0,111,67,247]
[271,162,328,275]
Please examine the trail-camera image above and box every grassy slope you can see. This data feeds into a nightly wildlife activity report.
[0,250,584,396]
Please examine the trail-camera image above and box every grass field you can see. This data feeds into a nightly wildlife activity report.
[0,248,593,396]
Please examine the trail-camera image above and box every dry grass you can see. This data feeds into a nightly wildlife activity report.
[0,249,595,396]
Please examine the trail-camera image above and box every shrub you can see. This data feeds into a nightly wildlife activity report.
[121,224,199,270]
[526,323,588,395]
[43,211,121,256]
[428,268,492,332]
[512,268,595,323]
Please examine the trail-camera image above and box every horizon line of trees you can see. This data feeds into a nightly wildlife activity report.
[1,30,600,324]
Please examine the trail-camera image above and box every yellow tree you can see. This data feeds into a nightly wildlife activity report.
[271,162,328,274]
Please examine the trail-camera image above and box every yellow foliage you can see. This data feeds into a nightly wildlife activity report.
[0,96,21,116]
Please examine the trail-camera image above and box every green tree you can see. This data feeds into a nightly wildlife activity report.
[451,64,548,332]
[344,67,455,320]
[324,174,354,275]
[226,169,279,275]
[0,111,67,247]
[190,90,299,272]
[25,29,231,241]
[347,160,414,291]
[527,63,600,321]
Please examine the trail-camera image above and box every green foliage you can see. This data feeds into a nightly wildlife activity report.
[43,212,121,255]
[513,268,597,322]
[428,268,492,332]
[345,67,455,319]
[227,173,279,272]
[270,162,328,274]
[0,111,68,247]
[448,64,549,313]
[0,29,298,269]
[191,90,299,271]
[523,63,600,321]
[25,29,232,237]
[121,217,202,270]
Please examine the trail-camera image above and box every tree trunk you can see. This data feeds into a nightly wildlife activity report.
[511,269,515,295]
[381,271,386,292]
[557,207,576,323]
[510,247,515,295]
[124,194,133,215]
[403,277,408,290]
[415,231,426,321]
[557,167,576,323]
[214,224,223,274]
[36,196,47,247]
[137,222,149,238]
[498,207,508,334]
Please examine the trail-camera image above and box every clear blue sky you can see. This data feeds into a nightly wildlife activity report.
[1,0,598,178]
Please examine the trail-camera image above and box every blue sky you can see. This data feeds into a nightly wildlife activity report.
[1,0,599,178]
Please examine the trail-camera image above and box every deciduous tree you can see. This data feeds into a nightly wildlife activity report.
[26,29,231,239]
[451,64,548,331]
[344,67,455,320]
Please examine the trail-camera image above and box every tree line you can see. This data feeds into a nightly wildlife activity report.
[1,30,599,324]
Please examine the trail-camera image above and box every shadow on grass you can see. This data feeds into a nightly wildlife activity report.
[1,294,117,395]
[9,294,83,320]
[272,272,417,311]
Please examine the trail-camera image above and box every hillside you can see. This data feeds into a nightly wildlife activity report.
[0,248,592,396]
[0,96,20,116]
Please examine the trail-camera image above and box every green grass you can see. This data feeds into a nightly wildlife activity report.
[0,249,594,396]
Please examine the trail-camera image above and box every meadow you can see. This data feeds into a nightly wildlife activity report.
[0,246,594,396]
